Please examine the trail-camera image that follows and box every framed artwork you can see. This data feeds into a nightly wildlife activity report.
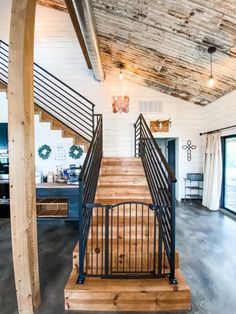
[112,95,129,113]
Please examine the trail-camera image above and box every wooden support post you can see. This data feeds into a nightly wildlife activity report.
[8,1,40,313]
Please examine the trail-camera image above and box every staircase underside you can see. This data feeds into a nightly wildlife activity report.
[64,157,191,312]
[34,105,90,151]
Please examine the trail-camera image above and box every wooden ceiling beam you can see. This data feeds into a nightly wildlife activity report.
[8,1,41,313]
[65,0,92,69]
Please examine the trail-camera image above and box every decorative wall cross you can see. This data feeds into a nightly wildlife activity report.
[182,140,196,161]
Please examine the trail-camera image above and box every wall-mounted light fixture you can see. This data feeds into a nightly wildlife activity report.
[207,46,216,88]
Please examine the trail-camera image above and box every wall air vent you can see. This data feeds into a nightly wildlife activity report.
[139,101,163,113]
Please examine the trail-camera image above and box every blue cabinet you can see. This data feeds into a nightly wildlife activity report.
[36,184,79,220]
[0,123,8,149]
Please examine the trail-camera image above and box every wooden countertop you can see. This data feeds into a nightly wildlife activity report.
[36,182,79,188]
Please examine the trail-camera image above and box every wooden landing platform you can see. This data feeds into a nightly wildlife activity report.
[64,269,191,312]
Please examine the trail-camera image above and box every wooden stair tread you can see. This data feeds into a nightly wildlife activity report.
[65,269,188,292]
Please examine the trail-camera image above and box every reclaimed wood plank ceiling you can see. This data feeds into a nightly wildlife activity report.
[37,0,236,105]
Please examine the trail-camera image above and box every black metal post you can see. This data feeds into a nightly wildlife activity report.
[134,123,137,157]
[77,179,86,284]
[169,181,178,284]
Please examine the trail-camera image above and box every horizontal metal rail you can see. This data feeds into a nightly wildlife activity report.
[0,39,95,143]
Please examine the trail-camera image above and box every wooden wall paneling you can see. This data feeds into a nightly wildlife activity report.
[8,0,40,313]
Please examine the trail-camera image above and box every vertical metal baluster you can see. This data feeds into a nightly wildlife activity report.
[147,204,150,271]
[96,206,98,275]
[135,203,137,272]
[101,206,104,275]
[111,206,113,275]
[141,203,144,272]
[105,205,109,276]
[153,207,157,275]
[123,203,125,273]
[158,206,163,276]
[117,205,119,272]
[90,208,93,275]
[129,203,131,272]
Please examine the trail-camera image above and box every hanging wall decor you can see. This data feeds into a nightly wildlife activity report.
[182,140,196,161]
[69,145,83,159]
[150,118,171,132]
[38,144,52,160]
[112,95,129,113]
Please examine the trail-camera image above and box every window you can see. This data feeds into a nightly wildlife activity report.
[222,135,236,214]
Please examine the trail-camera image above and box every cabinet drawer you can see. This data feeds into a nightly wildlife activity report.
[36,188,51,198]
[50,188,79,197]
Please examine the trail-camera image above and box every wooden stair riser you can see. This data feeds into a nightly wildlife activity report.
[101,158,142,167]
[64,269,190,312]
[98,176,148,186]
[100,167,145,176]
[96,185,150,198]
[95,198,152,205]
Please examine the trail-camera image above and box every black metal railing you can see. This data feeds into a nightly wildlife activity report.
[77,114,103,283]
[134,114,177,283]
[0,40,94,142]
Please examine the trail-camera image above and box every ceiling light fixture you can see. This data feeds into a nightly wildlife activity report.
[119,69,124,80]
[207,46,216,88]
[117,62,124,80]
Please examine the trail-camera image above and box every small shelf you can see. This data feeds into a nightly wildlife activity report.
[36,198,68,217]
[184,173,203,202]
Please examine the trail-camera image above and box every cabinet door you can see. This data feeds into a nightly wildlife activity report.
[0,123,8,149]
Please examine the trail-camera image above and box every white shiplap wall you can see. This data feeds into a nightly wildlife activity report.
[0,1,206,200]
[203,90,236,137]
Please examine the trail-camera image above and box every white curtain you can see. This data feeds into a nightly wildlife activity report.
[202,132,222,210]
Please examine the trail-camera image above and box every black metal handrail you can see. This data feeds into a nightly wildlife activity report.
[77,114,103,284]
[0,39,95,142]
[134,114,177,283]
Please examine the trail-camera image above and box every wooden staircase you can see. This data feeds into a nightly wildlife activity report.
[64,157,191,312]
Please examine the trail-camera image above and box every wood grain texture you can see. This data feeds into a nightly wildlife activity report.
[37,0,236,105]
[8,0,40,313]
[64,269,190,311]
[0,81,7,91]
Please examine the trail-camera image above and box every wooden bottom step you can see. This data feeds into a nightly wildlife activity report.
[64,269,191,312]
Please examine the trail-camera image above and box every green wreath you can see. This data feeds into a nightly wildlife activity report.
[69,145,83,159]
[38,144,52,160]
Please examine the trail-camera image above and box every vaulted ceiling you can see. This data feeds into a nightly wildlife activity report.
[37,0,236,105]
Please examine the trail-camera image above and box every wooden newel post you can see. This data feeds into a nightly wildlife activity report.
[8,0,40,313]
